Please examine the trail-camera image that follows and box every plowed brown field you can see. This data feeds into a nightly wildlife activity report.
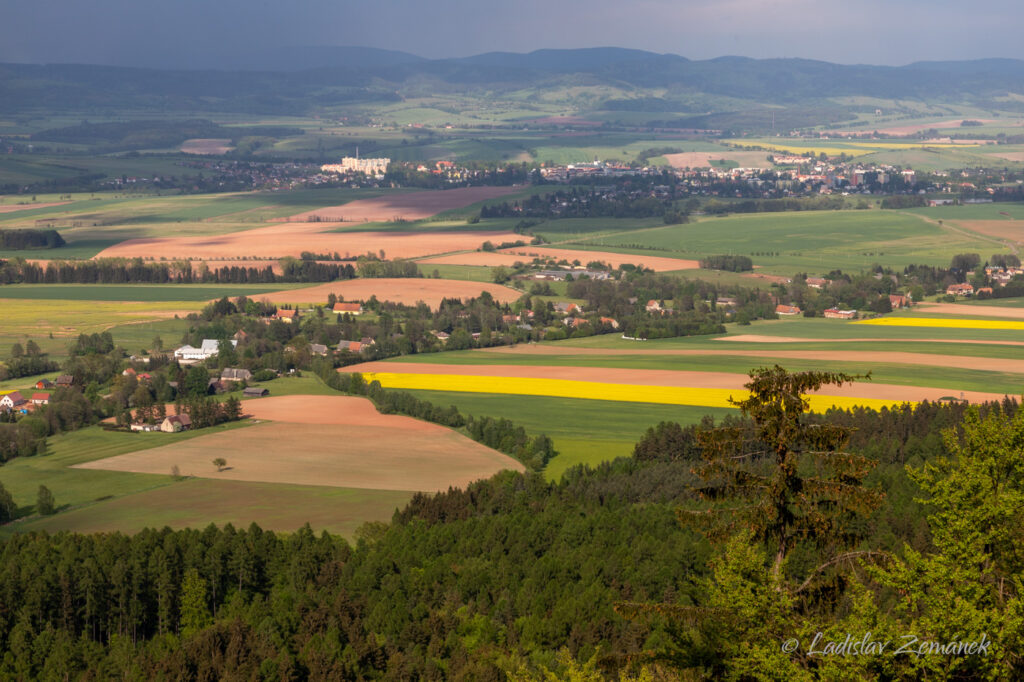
[77,395,523,491]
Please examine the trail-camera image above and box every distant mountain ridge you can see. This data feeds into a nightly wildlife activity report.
[3,48,1024,120]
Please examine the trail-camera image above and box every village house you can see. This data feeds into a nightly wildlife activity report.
[55,375,74,388]
[310,343,329,356]
[337,337,375,353]
[221,368,252,383]
[30,392,50,405]
[553,302,582,315]
[332,302,363,315]
[160,414,192,433]
[431,330,451,343]
[976,286,993,296]
[0,391,27,411]
[271,308,301,323]
[233,330,249,343]
[243,386,269,398]
[806,277,830,289]
[776,304,802,316]
[600,317,620,329]
[824,308,857,319]
[946,283,975,296]
[888,294,910,309]
[35,379,54,390]
[130,422,161,432]
[645,300,663,313]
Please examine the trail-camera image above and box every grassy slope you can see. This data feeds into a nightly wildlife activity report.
[566,209,995,274]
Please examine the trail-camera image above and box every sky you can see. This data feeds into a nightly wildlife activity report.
[1,0,1021,68]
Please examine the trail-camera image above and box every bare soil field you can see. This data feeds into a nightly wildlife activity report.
[829,119,1002,136]
[95,228,524,261]
[916,302,1024,319]
[279,186,519,223]
[484,344,1024,374]
[93,187,523,260]
[742,272,792,284]
[344,361,1009,404]
[497,247,700,271]
[78,395,523,492]
[951,220,1024,243]
[260,278,522,308]
[0,201,71,214]
[663,151,772,168]
[180,138,234,155]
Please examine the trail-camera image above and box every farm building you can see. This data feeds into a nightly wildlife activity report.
[174,339,237,362]
[55,375,74,388]
[35,379,54,390]
[160,414,192,433]
[806,277,830,289]
[0,391,27,411]
[310,343,329,356]
[776,304,802,316]
[824,308,857,319]
[333,302,363,314]
[221,368,253,382]
[946,283,974,296]
[30,392,50,405]
[270,308,301,323]
[243,387,269,398]
[130,423,161,432]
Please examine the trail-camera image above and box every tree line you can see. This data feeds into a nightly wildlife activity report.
[2,372,1020,678]
[0,229,65,250]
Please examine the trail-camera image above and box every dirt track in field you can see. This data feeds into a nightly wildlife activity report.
[259,278,522,308]
[92,187,523,260]
[77,395,523,492]
[480,344,1024,374]
[0,201,71,214]
[343,361,1011,404]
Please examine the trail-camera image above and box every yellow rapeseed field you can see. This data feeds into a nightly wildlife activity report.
[855,317,1024,331]
[727,140,981,159]
[361,372,909,413]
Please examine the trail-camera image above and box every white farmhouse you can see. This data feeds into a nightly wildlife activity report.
[173,339,238,363]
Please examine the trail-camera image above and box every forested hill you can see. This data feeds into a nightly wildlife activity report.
[2,396,1022,679]
[3,52,1024,116]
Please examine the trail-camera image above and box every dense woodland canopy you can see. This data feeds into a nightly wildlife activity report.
[1,368,1022,678]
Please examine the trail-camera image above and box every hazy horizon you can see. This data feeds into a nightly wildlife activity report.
[2,0,1021,70]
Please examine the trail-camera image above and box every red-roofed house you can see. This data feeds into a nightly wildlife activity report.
[0,391,27,411]
[30,392,51,405]
[333,302,364,314]
[888,294,910,309]
[946,283,974,296]
[776,304,802,316]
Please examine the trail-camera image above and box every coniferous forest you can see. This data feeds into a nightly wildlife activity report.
[1,369,1022,679]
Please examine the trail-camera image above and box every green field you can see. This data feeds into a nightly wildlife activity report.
[565,209,998,274]
[393,389,735,480]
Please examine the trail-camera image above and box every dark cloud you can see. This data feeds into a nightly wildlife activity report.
[1,0,1020,67]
